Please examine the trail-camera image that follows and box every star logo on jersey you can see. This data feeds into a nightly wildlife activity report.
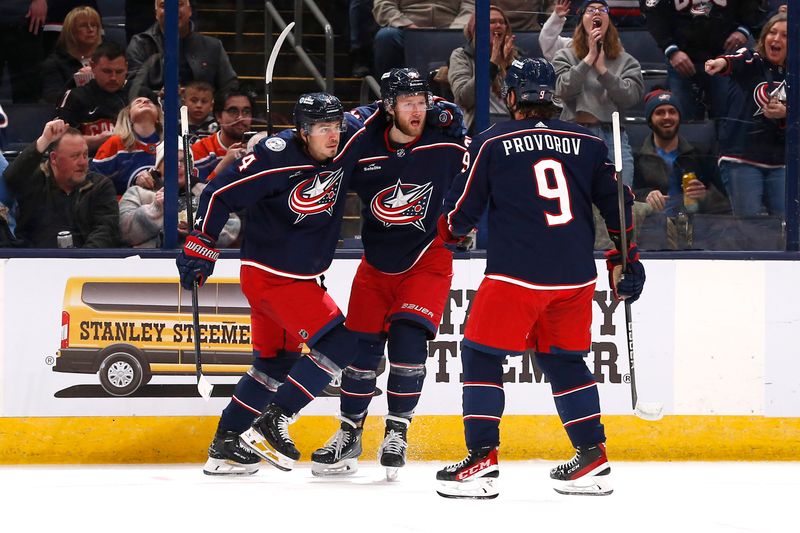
[370,179,433,231]
[288,167,344,223]
[753,80,785,116]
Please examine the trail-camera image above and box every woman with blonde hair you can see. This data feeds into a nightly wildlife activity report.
[448,4,518,134]
[91,92,164,195]
[552,0,643,186]
[41,5,103,103]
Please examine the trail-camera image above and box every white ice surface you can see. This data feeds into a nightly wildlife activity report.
[0,461,795,533]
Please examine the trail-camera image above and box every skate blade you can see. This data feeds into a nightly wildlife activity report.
[239,428,295,472]
[310,458,358,477]
[436,478,499,499]
[553,475,613,496]
[202,457,259,476]
[385,467,399,481]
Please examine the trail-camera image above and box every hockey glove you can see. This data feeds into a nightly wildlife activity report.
[427,100,467,138]
[604,244,646,303]
[177,231,220,290]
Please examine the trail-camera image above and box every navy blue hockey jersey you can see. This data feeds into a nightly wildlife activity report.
[442,119,633,288]
[351,119,467,273]
[194,112,376,278]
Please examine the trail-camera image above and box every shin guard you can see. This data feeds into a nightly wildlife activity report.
[386,321,429,419]
[461,346,505,450]
[272,324,359,414]
[535,353,605,448]
[218,352,300,433]
[340,336,385,420]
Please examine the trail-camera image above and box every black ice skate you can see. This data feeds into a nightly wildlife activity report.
[378,415,409,481]
[240,404,300,471]
[203,430,262,476]
[310,416,363,477]
[550,443,613,496]
[435,446,499,499]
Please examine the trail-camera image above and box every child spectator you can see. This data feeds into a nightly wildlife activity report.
[182,80,218,137]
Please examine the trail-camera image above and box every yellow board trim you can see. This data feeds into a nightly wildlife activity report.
[0,415,798,464]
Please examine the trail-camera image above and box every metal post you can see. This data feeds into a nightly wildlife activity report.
[784,7,799,251]
[474,0,490,134]
[162,0,179,249]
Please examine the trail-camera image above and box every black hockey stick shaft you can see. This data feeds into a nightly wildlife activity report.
[612,112,639,410]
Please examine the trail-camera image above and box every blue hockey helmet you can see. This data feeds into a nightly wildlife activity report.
[293,92,345,134]
[379,68,432,109]
[502,57,557,105]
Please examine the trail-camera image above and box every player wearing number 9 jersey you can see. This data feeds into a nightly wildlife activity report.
[435,58,640,499]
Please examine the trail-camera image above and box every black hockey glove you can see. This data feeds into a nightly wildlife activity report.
[437,214,471,247]
[427,100,467,138]
[604,244,645,303]
[177,230,220,290]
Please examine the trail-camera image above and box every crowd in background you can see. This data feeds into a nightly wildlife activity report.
[0,0,792,250]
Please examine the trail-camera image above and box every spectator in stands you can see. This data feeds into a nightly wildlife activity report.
[705,12,787,217]
[91,91,164,195]
[350,0,378,77]
[553,0,643,186]
[448,5,518,134]
[41,6,103,104]
[633,90,729,217]
[372,0,474,76]
[540,0,572,61]
[640,0,761,121]
[495,0,554,30]
[182,80,218,137]
[2,119,120,247]
[119,137,240,248]
[42,0,101,56]
[0,152,20,245]
[126,0,157,44]
[191,88,255,182]
[126,0,238,96]
[55,41,130,154]
[0,0,47,103]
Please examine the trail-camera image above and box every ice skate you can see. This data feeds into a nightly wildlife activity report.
[435,446,499,499]
[310,416,363,476]
[550,443,613,496]
[203,430,261,476]
[378,415,409,481]
[240,404,300,471]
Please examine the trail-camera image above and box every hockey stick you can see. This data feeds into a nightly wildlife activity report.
[611,112,662,421]
[265,21,295,135]
[181,105,214,401]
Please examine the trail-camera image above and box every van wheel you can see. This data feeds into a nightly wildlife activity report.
[98,351,145,397]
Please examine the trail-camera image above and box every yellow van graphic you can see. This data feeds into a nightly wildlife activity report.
[54,277,258,396]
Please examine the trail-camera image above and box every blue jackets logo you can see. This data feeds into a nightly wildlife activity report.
[370,179,433,231]
[289,167,344,223]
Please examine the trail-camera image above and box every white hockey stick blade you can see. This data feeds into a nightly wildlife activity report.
[265,22,295,85]
[634,401,664,421]
[180,105,189,135]
[197,374,213,401]
[611,111,623,172]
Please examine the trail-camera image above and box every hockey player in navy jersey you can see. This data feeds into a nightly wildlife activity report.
[177,92,379,474]
[434,58,646,498]
[310,69,467,480]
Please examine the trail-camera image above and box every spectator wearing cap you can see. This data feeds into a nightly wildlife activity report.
[119,136,240,247]
[2,119,119,247]
[553,0,644,186]
[633,90,729,217]
[91,92,164,195]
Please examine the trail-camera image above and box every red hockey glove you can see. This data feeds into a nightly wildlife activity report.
[177,231,219,290]
[437,215,462,244]
[604,244,646,303]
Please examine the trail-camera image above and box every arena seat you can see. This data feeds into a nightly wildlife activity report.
[618,29,667,73]
[1,104,56,152]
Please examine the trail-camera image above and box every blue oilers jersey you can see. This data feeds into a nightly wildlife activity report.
[194,112,376,278]
[442,118,633,288]
[351,118,467,273]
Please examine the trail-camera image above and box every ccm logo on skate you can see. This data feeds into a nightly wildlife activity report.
[456,458,492,480]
